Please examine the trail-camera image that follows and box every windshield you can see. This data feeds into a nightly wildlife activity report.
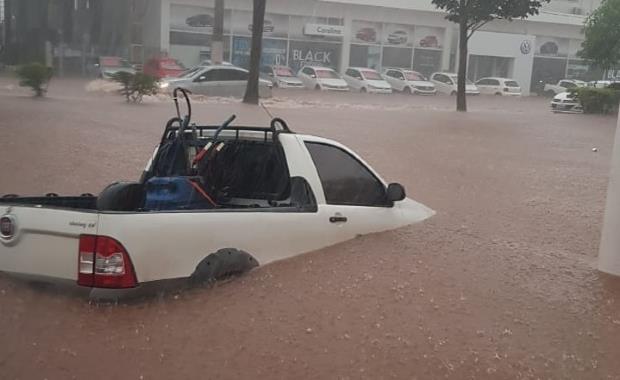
[450,76,473,85]
[405,71,426,81]
[316,69,340,79]
[180,67,203,78]
[505,80,519,87]
[274,67,295,77]
[361,70,382,80]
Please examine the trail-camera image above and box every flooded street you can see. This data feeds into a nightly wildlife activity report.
[1,79,620,379]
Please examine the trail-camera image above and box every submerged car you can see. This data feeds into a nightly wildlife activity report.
[298,66,349,91]
[342,67,392,93]
[144,57,186,79]
[0,91,434,300]
[430,72,480,95]
[159,65,273,97]
[260,65,304,88]
[383,68,437,95]
[94,56,135,79]
[551,91,583,113]
[475,77,522,96]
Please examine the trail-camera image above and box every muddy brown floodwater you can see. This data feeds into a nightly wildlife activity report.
[1,79,620,380]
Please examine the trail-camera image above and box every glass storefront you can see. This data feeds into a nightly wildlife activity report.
[382,47,412,69]
[349,44,380,70]
[288,40,341,72]
[413,49,441,78]
[231,37,287,69]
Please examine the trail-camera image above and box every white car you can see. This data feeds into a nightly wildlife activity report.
[550,91,583,113]
[298,66,349,91]
[543,79,586,96]
[475,77,522,96]
[430,72,480,95]
[260,65,305,88]
[0,105,433,301]
[342,67,392,93]
[383,68,437,95]
[159,65,273,98]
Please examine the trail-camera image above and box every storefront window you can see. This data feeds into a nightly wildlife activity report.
[349,44,380,70]
[231,37,287,69]
[288,40,341,72]
[382,47,412,69]
[413,49,442,78]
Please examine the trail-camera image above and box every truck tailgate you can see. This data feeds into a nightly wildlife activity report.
[0,206,99,281]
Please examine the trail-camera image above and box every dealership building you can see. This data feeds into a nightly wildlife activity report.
[137,0,602,95]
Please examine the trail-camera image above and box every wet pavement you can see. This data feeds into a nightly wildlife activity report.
[1,79,620,379]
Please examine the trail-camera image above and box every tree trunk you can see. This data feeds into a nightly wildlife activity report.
[212,0,224,64]
[242,0,265,105]
[457,17,468,112]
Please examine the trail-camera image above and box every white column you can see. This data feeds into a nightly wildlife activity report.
[442,26,453,71]
[340,11,352,73]
[599,111,620,276]
[160,0,171,55]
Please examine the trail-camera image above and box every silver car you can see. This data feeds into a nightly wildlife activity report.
[159,65,273,98]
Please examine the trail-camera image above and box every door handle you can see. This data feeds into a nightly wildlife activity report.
[330,215,348,223]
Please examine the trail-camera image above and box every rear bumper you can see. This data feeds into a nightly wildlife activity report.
[413,89,437,95]
[1,271,189,303]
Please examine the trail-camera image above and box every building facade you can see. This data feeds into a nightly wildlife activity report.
[138,0,604,95]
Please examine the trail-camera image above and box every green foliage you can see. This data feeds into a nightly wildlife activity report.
[572,87,620,114]
[578,0,620,71]
[16,63,53,97]
[431,0,550,37]
[111,72,158,103]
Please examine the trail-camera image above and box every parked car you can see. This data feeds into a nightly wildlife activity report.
[419,35,439,48]
[144,57,186,79]
[93,56,135,79]
[383,68,437,95]
[543,79,586,96]
[0,97,434,300]
[387,30,408,45]
[475,77,522,96]
[551,91,583,113]
[430,72,480,95]
[260,65,304,88]
[199,60,234,66]
[298,66,349,91]
[186,14,213,27]
[159,65,273,97]
[342,67,392,93]
[249,19,274,33]
[355,27,377,43]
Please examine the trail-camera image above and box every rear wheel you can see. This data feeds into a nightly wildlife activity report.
[360,87,367,93]
[403,87,412,95]
[495,92,502,96]
[450,90,457,96]
[315,84,321,91]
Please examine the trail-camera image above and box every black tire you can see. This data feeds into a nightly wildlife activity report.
[190,248,259,285]
[315,84,321,91]
[360,87,367,93]
[403,87,412,95]
[495,92,502,96]
[450,91,457,96]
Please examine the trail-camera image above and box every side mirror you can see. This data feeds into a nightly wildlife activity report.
[94,63,100,68]
[310,74,316,79]
[268,73,274,77]
[386,183,406,203]
[197,76,206,81]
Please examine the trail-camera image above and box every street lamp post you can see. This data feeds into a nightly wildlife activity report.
[599,109,620,276]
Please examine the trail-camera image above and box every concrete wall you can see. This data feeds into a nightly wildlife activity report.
[468,31,536,95]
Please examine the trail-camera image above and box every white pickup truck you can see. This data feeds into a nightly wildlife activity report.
[0,96,434,300]
[543,79,586,96]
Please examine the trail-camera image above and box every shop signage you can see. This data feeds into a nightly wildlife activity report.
[520,40,532,55]
[303,24,344,37]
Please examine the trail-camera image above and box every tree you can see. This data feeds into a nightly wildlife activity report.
[431,0,549,111]
[578,0,620,73]
[243,0,266,105]
[16,63,53,97]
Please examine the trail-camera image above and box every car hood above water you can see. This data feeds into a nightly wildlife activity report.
[365,80,392,89]
[318,78,348,87]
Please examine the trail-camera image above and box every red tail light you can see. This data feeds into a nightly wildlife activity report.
[78,235,138,288]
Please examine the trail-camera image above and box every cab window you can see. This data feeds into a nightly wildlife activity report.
[305,142,388,207]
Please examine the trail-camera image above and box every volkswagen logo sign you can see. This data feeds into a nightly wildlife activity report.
[0,215,16,240]
[520,40,532,55]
